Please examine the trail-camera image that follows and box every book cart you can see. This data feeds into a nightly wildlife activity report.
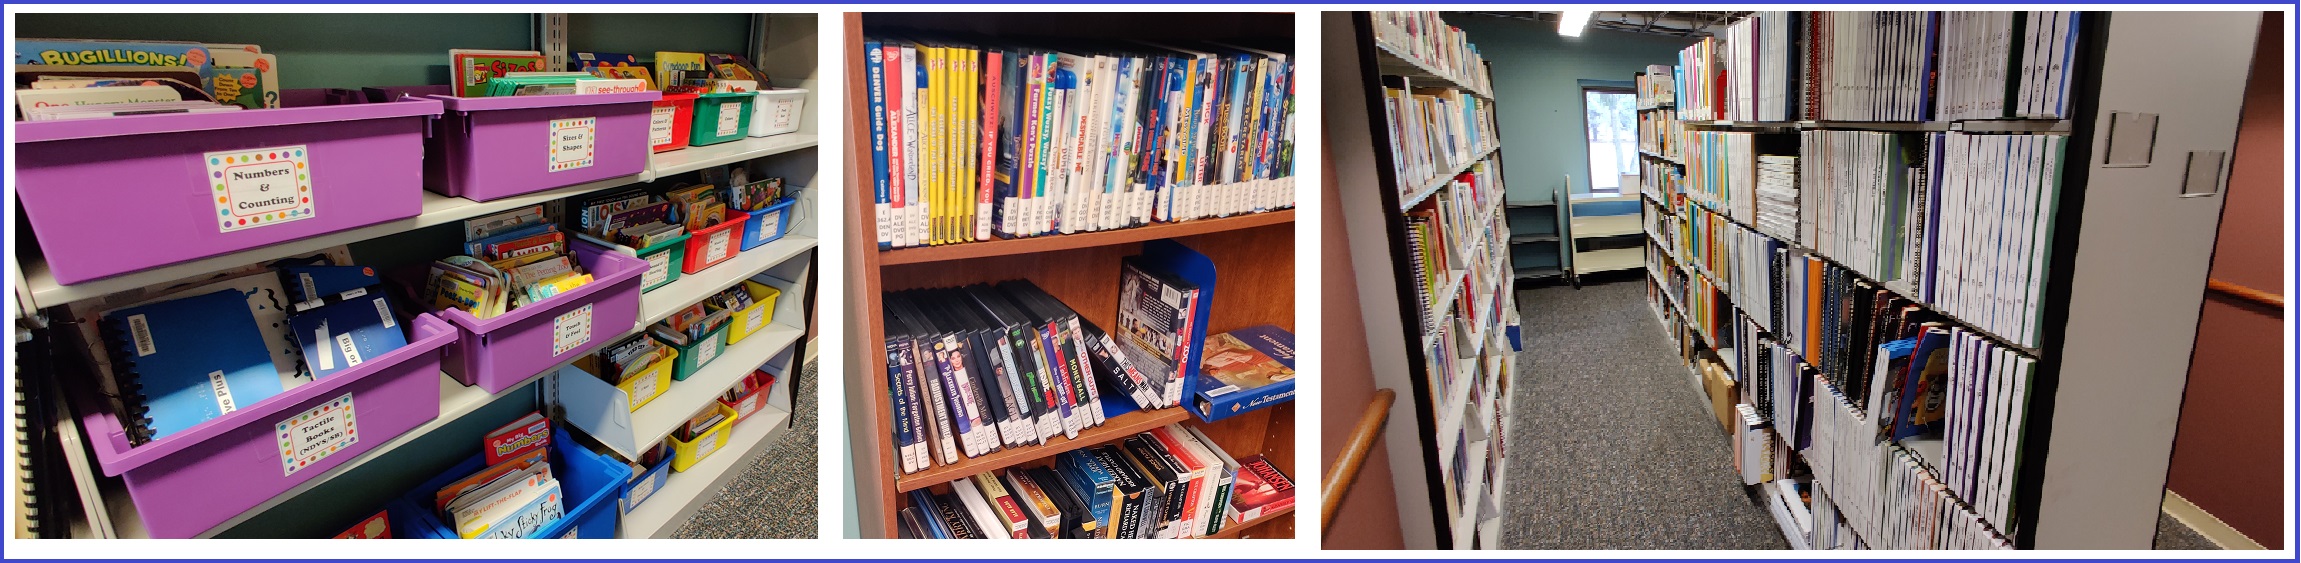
[839,12,1298,539]
[1326,11,1521,550]
[1632,12,2261,549]
[10,13,820,539]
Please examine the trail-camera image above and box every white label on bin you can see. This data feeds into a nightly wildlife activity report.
[643,252,671,288]
[771,99,796,130]
[715,103,741,137]
[697,336,720,365]
[549,117,596,172]
[648,106,677,146]
[553,304,594,356]
[707,230,732,261]
[277,393,358,477]
[746,306,766,333]
[628,474,659,507]
[750,211,781,243]
[631,372,659,405]
[206,145,316,233]
[736,395,760,418]
[694,432,722,459]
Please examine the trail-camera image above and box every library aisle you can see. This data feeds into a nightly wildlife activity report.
[1498,282,1782,550]
[1324,9,2279,552]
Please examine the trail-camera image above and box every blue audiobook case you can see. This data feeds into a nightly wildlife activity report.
[103,288,283,440]
[288,292,410,379]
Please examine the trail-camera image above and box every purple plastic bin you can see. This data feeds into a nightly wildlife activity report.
[72,313,457,538]
[438,240,646,393]
[362,85,452,104]
[15,98,443,285]
[422,91,661,202]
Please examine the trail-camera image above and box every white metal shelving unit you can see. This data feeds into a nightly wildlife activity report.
[17,12,823,540]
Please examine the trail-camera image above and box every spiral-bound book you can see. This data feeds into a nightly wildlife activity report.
[101,288,282,441]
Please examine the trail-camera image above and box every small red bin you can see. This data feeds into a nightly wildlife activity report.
[680,210,751,274]
[650,93,699,153]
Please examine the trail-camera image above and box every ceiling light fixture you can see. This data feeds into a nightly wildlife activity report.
[1559,10,1594,37]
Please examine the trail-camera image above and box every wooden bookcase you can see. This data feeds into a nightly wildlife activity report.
[838,12,1298,539]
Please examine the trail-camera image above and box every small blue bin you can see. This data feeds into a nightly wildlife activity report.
[738,198,798,251]
[621,454,675,513]
[388,427,630,539]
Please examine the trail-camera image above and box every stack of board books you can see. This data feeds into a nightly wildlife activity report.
[897,423,1292,539]
[861,36,1297,249]
[428,413,567,539]
[428,206,596,320]
[14,38,283,119]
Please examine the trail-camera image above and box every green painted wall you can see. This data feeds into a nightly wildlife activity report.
[17,13,751,90]
[1454,16,1694,203]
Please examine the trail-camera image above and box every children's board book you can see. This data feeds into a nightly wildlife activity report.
[207,45,279,108]
[653,51,709,83]
[571,52,655,89]
[450,49,545,97]
[14,39,216,85]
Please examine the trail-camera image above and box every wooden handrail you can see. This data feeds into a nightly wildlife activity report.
[2207,278,2284,310]
[1322,389,1397,534]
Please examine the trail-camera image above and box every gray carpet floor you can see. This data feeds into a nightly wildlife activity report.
[1500,280,1788,549]
[1500,278,2228,551]
[670,360,818,539]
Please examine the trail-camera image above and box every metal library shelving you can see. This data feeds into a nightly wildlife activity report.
[1637,11,2261,549]
[1329,11,1520,550]
[11,13,820,539]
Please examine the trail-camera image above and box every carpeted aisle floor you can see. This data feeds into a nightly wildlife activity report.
[671,360,818,539]
[1496,278,2228,551]
[1499,280,1787,550]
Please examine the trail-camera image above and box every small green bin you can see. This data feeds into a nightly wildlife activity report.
[688,93,753,146]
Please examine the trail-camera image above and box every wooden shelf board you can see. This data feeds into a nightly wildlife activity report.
[1205,505,1296,539]
[876,210,1294,266]
[891,407,1192,493]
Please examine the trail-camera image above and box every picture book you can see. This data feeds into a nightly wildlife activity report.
[706,53,766,82]
[14,39,215,89]
[569,51,638,71]
[14,85,183,118]
[101,288,283,441]
[653,51,709,83]
[435,448,549,512]
[13,65,212,102]
[334,510,392,539]
[207,48,279,108]
[483,411,552,466]
[287,292,408,379]
[453,470,564,539]
[449,49,545,97]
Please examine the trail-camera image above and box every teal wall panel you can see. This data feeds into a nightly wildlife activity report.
[17,13,755,90]
[17,13,532,89]
[1454,17,1693,202]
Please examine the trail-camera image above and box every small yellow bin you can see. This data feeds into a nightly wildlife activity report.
[721,280,783,345]
[668,404,739,472]
[578,352,678,412]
